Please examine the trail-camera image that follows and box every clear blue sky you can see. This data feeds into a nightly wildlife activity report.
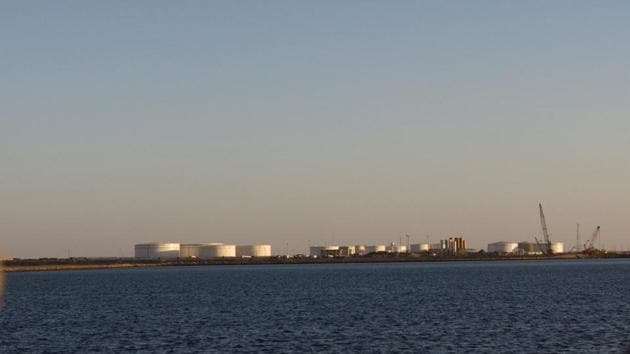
[2,1,629,257]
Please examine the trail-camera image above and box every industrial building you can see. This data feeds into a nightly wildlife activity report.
[309,245,344,257]
[435,237,467,254]
[309,246,324,257]
[134,243,180,259]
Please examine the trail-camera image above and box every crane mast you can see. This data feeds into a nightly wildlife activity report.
[576,223,581,253]
[539,203,553,255]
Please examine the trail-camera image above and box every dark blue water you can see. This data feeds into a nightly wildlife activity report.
[1,260,629,353]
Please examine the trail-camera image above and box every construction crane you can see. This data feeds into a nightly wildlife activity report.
[539,203,553,255]
[584,226,601,253]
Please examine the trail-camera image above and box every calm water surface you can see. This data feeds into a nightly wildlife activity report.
[1,260,629,353]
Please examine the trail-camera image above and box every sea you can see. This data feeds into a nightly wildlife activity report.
[0,259,629,353]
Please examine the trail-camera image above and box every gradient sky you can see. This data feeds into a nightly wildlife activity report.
[2,1,630,258]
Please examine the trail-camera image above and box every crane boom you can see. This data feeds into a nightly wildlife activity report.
[584,226,601,252]
[539,203,552,254]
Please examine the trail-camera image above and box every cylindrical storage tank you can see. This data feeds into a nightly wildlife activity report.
[366,245,387,253]
[200,244,236,258]
[389,245,407,253]
[518,242,536,253]
[410,243,430,252]
[550,242,564,254]
[354,245,366,255]
[236,245,272,257]
[134,242,180,259]
[487,241,518,254]
[180,244,200,258]
[180,243,223,258]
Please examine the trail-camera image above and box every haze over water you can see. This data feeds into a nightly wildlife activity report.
[2,1,630,257]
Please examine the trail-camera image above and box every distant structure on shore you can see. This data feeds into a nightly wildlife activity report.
[309,237,471,257]
[134,242,272,259]
[487,241,564,255]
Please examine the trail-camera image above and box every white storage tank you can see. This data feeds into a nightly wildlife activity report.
[236,245,272,257]
[487,241,519,254]
[388,244,407,253]
[354,245,366,256]
[550,242,564,254]
[180,243,223,258]
[366,245,387,253]
[200,244,236,258]
[134,242,180,259]
[410,243,430,252]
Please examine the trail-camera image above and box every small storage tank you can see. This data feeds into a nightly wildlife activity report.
[354,245,366,256]
[487,241,518,254]
[134,242,180,259]
[236,245,272,257]
[200,244,236,258]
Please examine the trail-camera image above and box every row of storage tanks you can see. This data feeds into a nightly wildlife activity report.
[487,241,564,254]
[309,243,434,257]
[134,243,272,259]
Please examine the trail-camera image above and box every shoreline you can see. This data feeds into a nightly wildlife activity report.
[4,252,629,273]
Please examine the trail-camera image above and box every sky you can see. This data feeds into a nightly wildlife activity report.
[1,1,630,258]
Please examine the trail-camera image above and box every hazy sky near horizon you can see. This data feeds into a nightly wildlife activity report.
[2,1,630,257]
